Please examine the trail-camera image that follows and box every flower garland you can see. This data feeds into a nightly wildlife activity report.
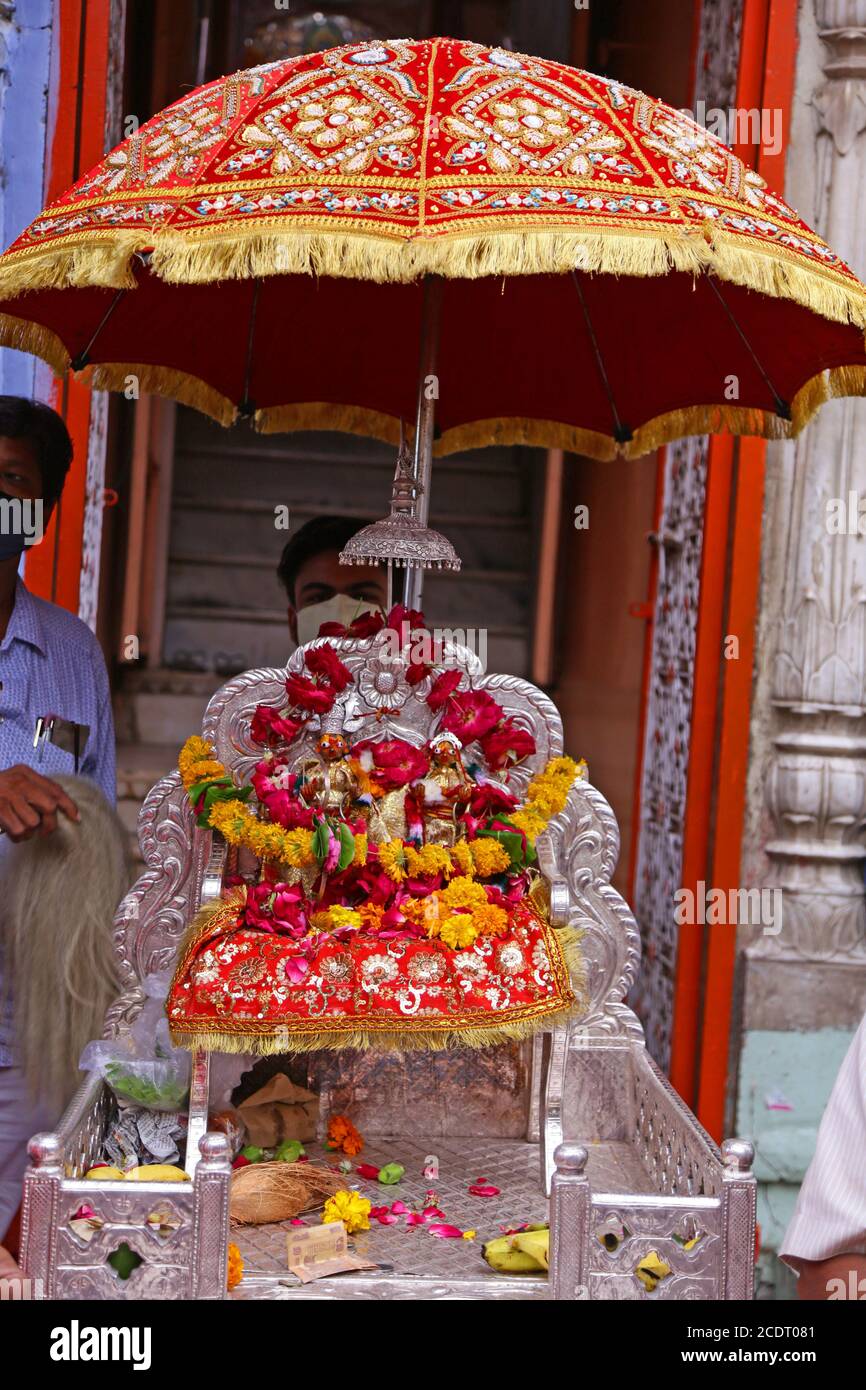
[179,736,318,867]
[509,756,586,840]
[178,736,583,878]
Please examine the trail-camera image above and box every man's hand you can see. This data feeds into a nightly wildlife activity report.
[0,765,79,841]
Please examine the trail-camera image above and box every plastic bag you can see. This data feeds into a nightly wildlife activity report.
[79,970,191,1112]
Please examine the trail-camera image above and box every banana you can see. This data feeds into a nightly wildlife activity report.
[84,1165,124,1180]
[124,1164,190,1182]
[483,1228,550,1274]
[482,1236,540,1273]
[511,1228,550,1271]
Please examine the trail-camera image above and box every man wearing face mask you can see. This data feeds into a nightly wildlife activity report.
[0,396,116,1240]
[278,515,389,649]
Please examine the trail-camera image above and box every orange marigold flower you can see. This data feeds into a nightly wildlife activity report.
[359,903,385,931]
[439,914,478,950]
[327,1114,364,1156]
[440,877,488,910]
[227,1242,244,1290]
[471,903,510,936]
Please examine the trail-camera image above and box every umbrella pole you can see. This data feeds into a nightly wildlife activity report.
[404,275,442,609]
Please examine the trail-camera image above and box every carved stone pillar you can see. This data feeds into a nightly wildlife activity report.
[747,0,866,976]
[737,0,866,1277]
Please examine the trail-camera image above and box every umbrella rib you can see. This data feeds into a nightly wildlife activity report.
[704,275,791,420]
[571,271,632,444]
[239,277,261,418]
[69,288,127,371]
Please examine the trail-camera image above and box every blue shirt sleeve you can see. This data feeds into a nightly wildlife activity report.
[81,628,116,807]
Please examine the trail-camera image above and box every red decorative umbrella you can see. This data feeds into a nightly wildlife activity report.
[0,35,864,466]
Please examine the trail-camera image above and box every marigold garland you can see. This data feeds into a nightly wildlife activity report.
[509,756,585,840]
[177,737,585,911]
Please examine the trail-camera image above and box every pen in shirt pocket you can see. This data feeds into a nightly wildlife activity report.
[33,715,90,773]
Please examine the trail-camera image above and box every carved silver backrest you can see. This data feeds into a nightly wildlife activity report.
[110,634,644,1046]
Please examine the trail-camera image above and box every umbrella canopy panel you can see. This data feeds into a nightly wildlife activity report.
[2,266,864,460]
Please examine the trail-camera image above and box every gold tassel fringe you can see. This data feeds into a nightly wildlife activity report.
[2,309,864,460]
[0,312,70,376]
[1,220,865,329]
[168,918,583,1056]
[85,362,237,427]
[255,363,866,460]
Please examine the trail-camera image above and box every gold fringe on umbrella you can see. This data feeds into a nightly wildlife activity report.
[1,219,866,329]
[85,362,238,428]
[432,364,866,461]
[2,315,863,461]
[0,312,71,378]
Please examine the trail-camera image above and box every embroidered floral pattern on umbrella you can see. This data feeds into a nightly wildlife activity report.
[2,37,865,461]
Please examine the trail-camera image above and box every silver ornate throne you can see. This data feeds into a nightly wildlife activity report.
[21,635,757,1301]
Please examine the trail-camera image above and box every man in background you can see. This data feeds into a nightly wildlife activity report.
[277,515,388,648]
[0,396,116,1240]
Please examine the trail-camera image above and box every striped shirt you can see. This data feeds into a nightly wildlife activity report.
[0,579,116,1064]
[780,1012,866,1264]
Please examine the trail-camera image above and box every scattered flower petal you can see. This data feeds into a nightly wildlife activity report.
[428,1223,466,1239]
[355,1163,381,1179]
[469,1183,501,1198]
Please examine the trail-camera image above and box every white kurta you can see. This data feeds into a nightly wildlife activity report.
[780,1011,866,1264]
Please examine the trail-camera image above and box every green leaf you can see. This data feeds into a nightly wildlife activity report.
[311,821,330,864]
[337,822,356,872]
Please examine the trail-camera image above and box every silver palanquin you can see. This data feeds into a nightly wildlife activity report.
[20,635,756,1300]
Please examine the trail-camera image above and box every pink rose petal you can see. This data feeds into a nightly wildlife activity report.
[356,1163,381,1179]
[390,1200,409,1215]
[468,1183,501,1198]
[428,1223,466,1239]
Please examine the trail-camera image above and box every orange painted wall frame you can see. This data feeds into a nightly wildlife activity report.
[23,0,114,613]
[668,0,798,1134]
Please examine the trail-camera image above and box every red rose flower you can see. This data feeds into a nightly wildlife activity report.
[385,604,426,634]
[353,738,430,788]
[349,610,385,638]
[406,660,432,686]
[440,689,503,744]
[318,610,384,639]
[285,672,335,713]
[426,669,462,710]
[250,704,305,747]
[468,782,519,817]
[305,642,353,691]
[481,718,537,770]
